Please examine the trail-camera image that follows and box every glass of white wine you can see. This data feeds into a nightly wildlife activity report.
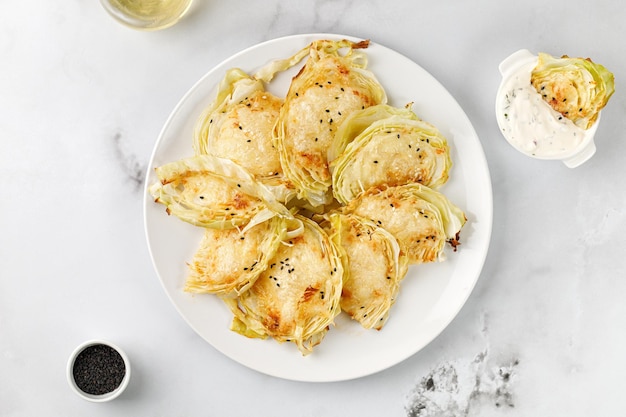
[100,0,194,31]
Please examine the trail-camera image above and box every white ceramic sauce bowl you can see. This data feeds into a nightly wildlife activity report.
[495,49,600,168]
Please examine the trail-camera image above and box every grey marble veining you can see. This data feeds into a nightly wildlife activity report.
[111,131,146,190]
[406,352,519,415]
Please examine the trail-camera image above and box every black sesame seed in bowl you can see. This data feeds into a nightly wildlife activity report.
[67,340,131,402]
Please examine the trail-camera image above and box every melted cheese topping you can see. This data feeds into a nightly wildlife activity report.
[209,91,284,177]
[334,126,449,203]
[233,216,342,354]
[348,187,446,264]
[176,172,265,227]
[334,214,406,330]
[185,217,283,295]
[277,56,383,203]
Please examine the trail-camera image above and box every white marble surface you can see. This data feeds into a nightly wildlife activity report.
[1,1,625,415]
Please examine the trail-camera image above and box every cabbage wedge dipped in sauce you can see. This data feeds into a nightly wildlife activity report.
[497,50,615,161]
[531,53,615,130]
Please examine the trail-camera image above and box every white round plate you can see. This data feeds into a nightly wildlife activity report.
[143,33,493,382]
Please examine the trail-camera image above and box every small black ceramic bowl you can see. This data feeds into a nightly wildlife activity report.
[67,340,131,402]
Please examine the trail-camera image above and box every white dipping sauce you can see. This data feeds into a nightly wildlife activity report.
[498,63,585,157]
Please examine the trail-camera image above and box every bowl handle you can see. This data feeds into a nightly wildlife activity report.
[562,140,596,168]
[499,49,535,76]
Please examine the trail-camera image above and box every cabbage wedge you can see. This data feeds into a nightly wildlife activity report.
[330,104,451,204]
[149,155,289,230]
[185,215,288,297]
[325,213,408,330]
[344,184,466,264]
[530,52,615,130]
[193,68,294,203]
[224,215,343,355]
[273,39,387,207]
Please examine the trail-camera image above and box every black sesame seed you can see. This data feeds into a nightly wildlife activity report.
[72,344,125,396]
